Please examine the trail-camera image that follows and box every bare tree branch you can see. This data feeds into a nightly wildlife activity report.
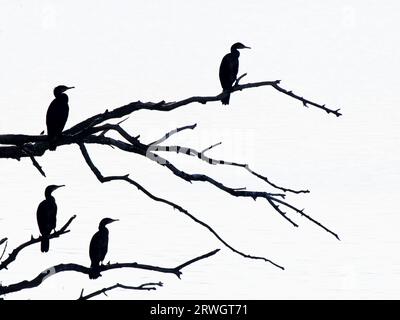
[0,78,339,158]
[270,81,341,116]
[147,123,309,195]
[201,141,222,154]
[0,215,76,271]
[0,79,340,292]
[148,153,300,226]
[149,123,197,146]
[271,197,340,240]
[0,249,220,296]
[78,281,163,300]
[81,129,337,241]
[0,238,7,261]
[79,143,284,269]
[81,127,337,241]
[21,146,46,177]
[234,73,247,86]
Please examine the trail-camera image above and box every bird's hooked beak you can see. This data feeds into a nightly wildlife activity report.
[243,45,251,49]
[53,185,66,191]
[108,219,119,225]
[59,86,75,94]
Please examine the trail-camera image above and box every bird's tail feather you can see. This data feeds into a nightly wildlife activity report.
[221,92,230,105]
[41,237,49,253]
[89,263,101,279]
[48,138,57,151]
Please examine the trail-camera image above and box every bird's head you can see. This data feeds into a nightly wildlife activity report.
[53,85,74,97]
[45,184,65,198]
[99,218,119,229]
[231,42,251,51]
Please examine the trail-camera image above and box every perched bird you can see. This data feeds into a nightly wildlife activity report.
[219,42,251,105]
[89,218,118,279]
[46,85,74,150]
[36,185,65,252]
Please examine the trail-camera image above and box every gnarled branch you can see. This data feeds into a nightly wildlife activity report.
[0,215,76,271]
[0,249,220,296]
[0,78,340,280]
[147,123,309,195]
[79,143,284,269]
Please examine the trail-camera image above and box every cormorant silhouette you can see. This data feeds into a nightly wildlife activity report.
[46,85,74,150]
[219,42,251,105]
[89,218,118,279]
[36,185,65,252]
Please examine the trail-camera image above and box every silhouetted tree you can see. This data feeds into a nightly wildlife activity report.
[0,73,341,299]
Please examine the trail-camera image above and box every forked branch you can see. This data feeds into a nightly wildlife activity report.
[0,249,220,296]
[78,143,285,269]
[0,215,76,271]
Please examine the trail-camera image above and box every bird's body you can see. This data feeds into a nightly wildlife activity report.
[46,85,74,150]
[89,218,118,279]
[219,42,250,105]
[36,185,64,252]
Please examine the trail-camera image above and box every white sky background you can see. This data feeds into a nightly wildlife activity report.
[0,0,399,299]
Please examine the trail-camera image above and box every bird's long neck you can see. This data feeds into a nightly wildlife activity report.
[98,225,109,234]
[45,192,55,201]
[230,48,240,58]
[54,93,69,103]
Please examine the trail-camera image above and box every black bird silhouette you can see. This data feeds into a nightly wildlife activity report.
[46,85,74,150]
[219,42,251,105]
[36,185,65,252]
[89,218,118,279]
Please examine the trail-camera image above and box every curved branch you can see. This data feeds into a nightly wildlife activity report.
[0,215,76,271]
[148,153,299,226]
[82,129,338,240]
[0,249,220,296]
[78,282,163,300]
[79,143,284,269]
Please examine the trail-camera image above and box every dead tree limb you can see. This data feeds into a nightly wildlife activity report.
[0,79,340,273]
[0,215,76,271]
[148,123,309,195]
[78,282,163,300]
[0,238,7,261]
[79,143,284,269]
[0,248,220,296]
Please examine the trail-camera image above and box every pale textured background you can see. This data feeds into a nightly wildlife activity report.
[0,0,399,299]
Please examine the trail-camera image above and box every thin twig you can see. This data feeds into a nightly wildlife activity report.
[78,282,163,300]
[234,73,247,86]
[0,238,6,246]
[149,123,197,146]
[21,146,46,177]
[271,197,340,240]
[201,142,222,154]
[0,239,8,261]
